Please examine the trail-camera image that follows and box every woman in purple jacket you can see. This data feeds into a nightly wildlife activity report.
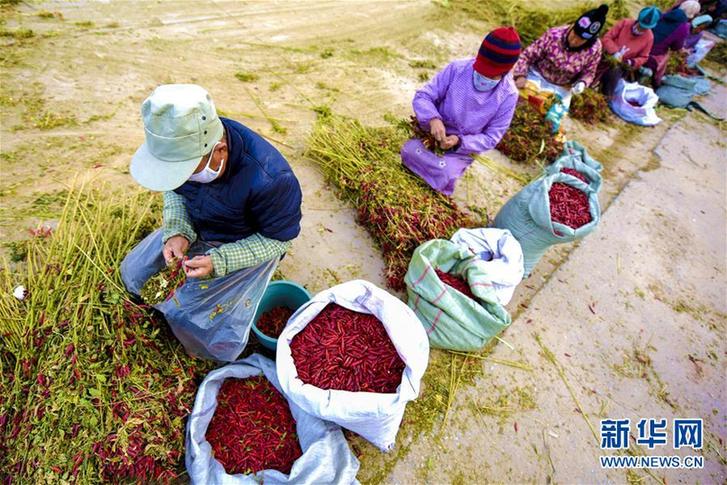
[400,27,522,196]
[645,0,701,86]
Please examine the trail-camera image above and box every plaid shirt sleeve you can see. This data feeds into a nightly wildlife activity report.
[207,233,291,277]
[162,191,197,244]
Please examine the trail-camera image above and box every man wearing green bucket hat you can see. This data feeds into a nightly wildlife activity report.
[120,84,302,361]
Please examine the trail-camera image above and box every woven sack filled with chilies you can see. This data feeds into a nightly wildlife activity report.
[276,280,429,452]
[544,141,603,193]
[493,170,601,277]
[185,354,360,485]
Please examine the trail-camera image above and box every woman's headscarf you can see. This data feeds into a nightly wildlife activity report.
[679,0,702,18]
[691,14,713,27]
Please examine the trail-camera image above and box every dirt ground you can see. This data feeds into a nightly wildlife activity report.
[1,1,725,483]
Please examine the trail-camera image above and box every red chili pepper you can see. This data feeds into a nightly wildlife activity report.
[549,182,592,229]
[64,343,75,358]
[560,168,588,184]
[256,307,294,339]
[434,269,475,299]
[290,304,405,393]
[206,377,301,475]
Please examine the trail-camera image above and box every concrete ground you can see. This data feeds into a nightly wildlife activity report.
[1,1,725,483]
[388,97,727,484]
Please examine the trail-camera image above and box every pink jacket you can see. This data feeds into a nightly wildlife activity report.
[602,19,655,69]
[513,26,602,87]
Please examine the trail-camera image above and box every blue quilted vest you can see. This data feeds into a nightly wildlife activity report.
[174,118,302,243]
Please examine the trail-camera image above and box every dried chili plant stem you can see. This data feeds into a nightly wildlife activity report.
[535,334,598,443]
[0,183,214,482]
[306,113,475,290]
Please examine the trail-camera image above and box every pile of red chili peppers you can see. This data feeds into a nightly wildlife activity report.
[549,180,592,229]
[206,376,302,476]
[256,306,294,339]
[435,269,476,300]
[290,304,405,393]
[357,177,473,291]
[560,168,588,184]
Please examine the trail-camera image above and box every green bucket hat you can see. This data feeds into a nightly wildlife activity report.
[130,84,224,191]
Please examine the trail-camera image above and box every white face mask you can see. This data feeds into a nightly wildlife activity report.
[188,142,224,183]
[473,70,500,92]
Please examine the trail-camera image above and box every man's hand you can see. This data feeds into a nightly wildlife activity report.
[184,255,214,278]
[440,134,459,150]
[514,76,527,89]
[429,118,446,145]
[163,235,189,263]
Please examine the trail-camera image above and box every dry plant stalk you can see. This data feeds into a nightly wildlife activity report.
[408,115,445,156]
[496,99,564,164]
[0,185,214,482]
[306,113,476,291]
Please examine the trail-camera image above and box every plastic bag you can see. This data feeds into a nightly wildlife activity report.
[121,229,277,362]
[493,172,601,277]
[656,74,711,109]
[523,69,572,133]
[185,354,360,485]
[609,79,662,126]
[276,280,429,452]
[656,75,722,120]
[449,228,524,305]
[405,239,512,352]
[711,19,727,39]
[687,38,716,67]
[545,141,604,193]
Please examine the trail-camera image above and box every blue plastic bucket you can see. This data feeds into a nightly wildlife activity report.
[252,280,311,351]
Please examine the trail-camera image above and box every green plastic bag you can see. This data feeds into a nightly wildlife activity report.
[404,239,511,352]
[545,141,603,193]
[493,171,600,277]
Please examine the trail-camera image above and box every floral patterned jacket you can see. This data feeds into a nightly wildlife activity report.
[513,25,603,87]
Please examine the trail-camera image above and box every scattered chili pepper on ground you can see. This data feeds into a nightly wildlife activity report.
[549,183,592,229]
[256,306,294,339]
[435,269,475,300]
[27,225,53,238]
[290,304,405,393]
[206,376,302,475]
[140,257,186,305]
